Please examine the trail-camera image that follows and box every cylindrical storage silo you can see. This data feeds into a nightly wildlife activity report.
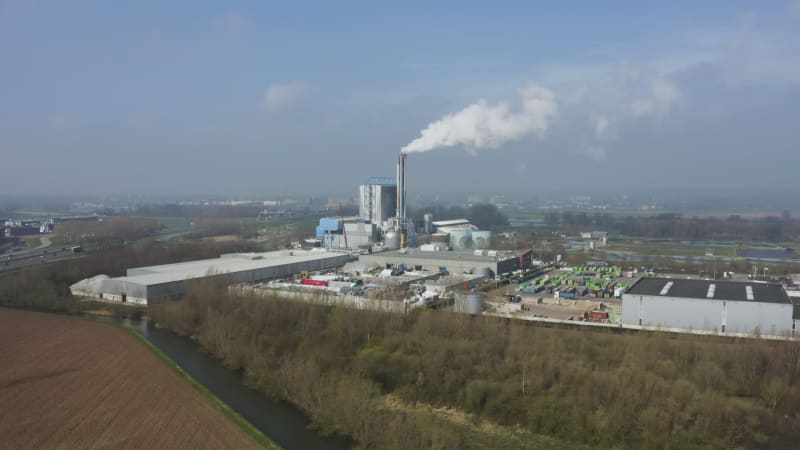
[384,230,400,250]
[454,292,484,315]
[472,231,494,250]
[449,230,471,250]
[423,213,433,234]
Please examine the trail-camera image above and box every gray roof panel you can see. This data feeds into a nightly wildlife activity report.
[626,277,790,304]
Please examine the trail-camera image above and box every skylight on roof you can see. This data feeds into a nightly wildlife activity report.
[707,284,716,298]
[746,286,754,301]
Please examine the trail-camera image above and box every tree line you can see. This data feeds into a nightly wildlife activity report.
[150,286,800,449]
[543,211,800,241]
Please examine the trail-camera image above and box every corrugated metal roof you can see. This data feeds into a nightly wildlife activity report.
[432,219,471,226]
[120,250,348,286]
[364,248,517,263]
[627,277,790,304]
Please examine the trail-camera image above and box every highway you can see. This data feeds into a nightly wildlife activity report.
[0,244,80,272]
[1,227,193,273]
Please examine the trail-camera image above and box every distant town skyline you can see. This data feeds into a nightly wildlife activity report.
[2,1,800,195]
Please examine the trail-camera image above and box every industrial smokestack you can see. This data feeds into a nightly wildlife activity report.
[396,153,407,243]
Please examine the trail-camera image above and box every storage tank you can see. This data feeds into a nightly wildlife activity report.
[449,230,472,250]
[423,213,433,234]
[472,231,494,250]
[384,230,400,250]
[454,292,484,315]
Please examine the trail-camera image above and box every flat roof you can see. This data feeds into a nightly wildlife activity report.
[120,250,348,286]
[432,219,471,226]
[362,249,517,263]
[626,277,790,304]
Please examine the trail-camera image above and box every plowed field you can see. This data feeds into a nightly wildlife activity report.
[0,310,263,449]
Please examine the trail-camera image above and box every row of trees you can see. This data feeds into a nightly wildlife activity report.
[149,286,800,450]
[543,211,800,241]
[55,217,160,250]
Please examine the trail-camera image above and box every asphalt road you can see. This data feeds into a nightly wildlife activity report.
[1,227,191,273]
[0,245,79,272]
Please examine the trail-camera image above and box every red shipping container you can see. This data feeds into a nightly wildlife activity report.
[302,279,328,287]
[588,311,609,320]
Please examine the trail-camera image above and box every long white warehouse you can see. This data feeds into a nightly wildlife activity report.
[622,277,794,336]
[70,249,350,305]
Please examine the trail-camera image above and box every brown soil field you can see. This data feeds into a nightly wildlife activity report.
[0,310,263,450]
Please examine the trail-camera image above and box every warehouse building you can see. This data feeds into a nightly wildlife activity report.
[359,248,529,277]
[622,277,794,336]
[70,249,350,305]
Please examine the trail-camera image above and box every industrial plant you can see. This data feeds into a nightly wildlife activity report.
[67,151,800,339]
[310,152,524,279]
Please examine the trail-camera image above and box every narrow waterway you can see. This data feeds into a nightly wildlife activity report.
[115,317,351,450]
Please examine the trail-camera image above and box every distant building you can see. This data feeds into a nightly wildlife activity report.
[623,277,794,336]
[315,217,377,250]
[70,249,350,305]
[358,178,397,228]
[4,225,40,237]
[431,219,478,235]
[360,248,524,277]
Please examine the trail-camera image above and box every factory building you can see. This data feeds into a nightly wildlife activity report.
[431,219,478,235]
[622,277,794,336]
[70,249,350,305]
[315,217,379,250]
[359,177,397,228]
[359,248,527,277]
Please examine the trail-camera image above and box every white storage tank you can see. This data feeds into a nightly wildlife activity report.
[472,231,494,250]
[423,213,434,234]
[384,230,400,250]
[454,292,484,315]
[449,230,472,250]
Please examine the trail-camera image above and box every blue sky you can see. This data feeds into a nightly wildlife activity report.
[2,1,799,197]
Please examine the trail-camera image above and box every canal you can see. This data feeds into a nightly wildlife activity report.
[116,317,351,450]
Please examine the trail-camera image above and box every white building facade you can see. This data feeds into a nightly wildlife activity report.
[623,278,794,336]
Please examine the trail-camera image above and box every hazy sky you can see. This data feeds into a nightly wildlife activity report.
[2,1,799,197]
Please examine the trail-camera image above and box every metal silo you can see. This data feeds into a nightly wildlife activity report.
[454,292,484,314]
[449,230,471,250]
[384,230,400,250]
[423,213,433,234]
[472,231,494,250]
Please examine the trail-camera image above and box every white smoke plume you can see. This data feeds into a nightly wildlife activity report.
[401,84,558,154]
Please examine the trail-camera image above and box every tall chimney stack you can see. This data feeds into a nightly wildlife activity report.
[396,153,407,236]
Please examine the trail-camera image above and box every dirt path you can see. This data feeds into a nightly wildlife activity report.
[0,310,264,450]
